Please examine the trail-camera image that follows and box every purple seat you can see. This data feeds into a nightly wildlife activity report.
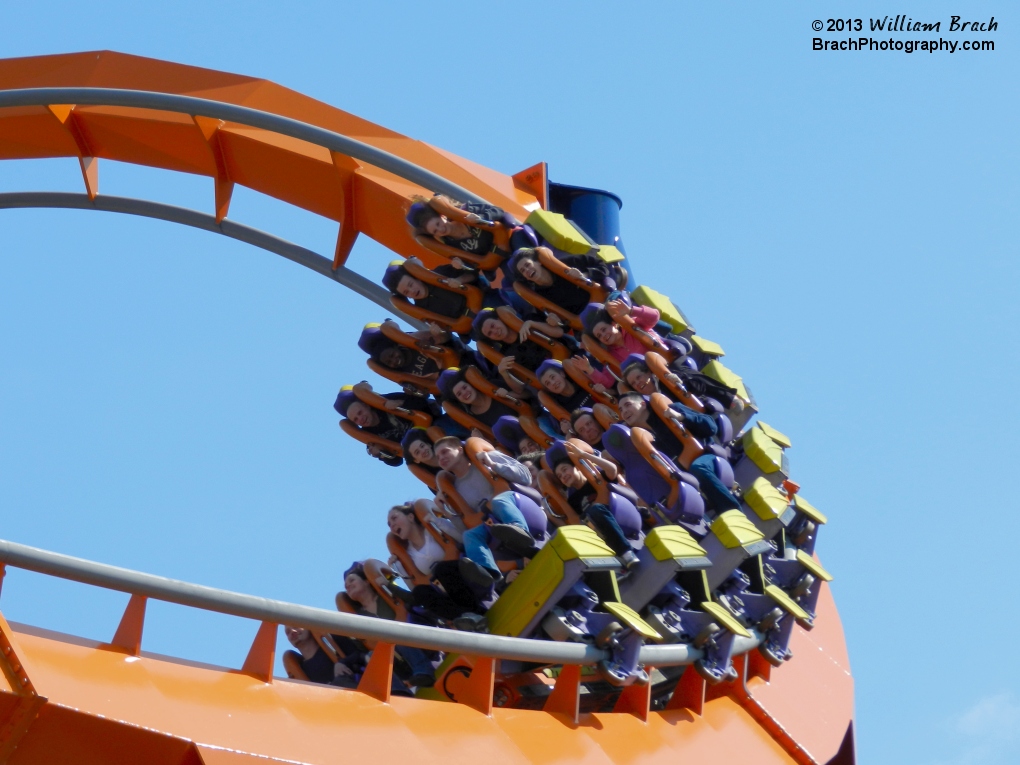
[715,412,734,443]
[608,493,643,540]
[711,455,735,489]
[512,490,549,540]
[601,423,705,522]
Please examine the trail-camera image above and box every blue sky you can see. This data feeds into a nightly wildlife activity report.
[0,3,1016,763]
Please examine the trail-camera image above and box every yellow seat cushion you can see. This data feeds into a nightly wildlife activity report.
[690,335,725,357]
[645,525,708,562]
[744,477,790,521]
[796,550,833,582]
[756,421,791,448]
[630,285,690,333]
[595,244,625,264]
[764,585,811,623]
[793,494,828,525]
[525,210,592,255]
[701,360,750,401]
[742,427,784,474]
[711,510,766,550]
[603,601,663,640]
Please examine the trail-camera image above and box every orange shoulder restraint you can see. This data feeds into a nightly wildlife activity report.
[648,392,705,469]
[495,306,571,360]
[465,367,535,418]
[339,419,402,461]
[537,391,572,427]
[367,359,439,395]
[386,533,432,587]
[379,319,462,369]
[614,312,679,363]
[537,470,582,527]
[644,351,707,412]
[362,558,410,623]
[518,416,557,449]
[512,282,583,331]
[440,401,495,441]
[581,334,624,379]
[536,247,608,305]
[435,471,486,529]
[390,260,484,335]
[593,402,622,431]
[475,341,540,390]
[413,499,461,562]
[563,356,618,408]
[414,234,503,272]
[406,461,439,491]
[353,383,433,428]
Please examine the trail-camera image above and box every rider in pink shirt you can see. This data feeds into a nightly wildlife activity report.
[577,299,662,388]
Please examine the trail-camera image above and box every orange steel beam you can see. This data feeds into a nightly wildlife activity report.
[0,51,543,272]
[1,619,810,765]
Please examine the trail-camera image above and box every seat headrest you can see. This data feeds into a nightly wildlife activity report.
[580,303,610,335]
[544,441,570,470]
[535,358,564,384]
[405,201,432,230]
[334,385,356,417]
[357,324,392,357]
[437,367,467,399]
[471,308,499,342]
[382,261,407,293]
[620,353,647,376]
[492,416,526,452]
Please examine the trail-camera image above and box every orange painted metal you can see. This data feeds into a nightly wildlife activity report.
[109,594,146,655]
[240,621,278,684]
[0,51,540,271]
[1,619,811,765]
[356,642,395,703]
[0,52,854,763]
[543,665,582,723]
[0,584,852,764]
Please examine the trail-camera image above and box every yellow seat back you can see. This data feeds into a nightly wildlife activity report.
[524,210,593,255]
[486,527,616,637]
[630,285,691,334]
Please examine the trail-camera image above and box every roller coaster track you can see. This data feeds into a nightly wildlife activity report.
[0,51,854,765]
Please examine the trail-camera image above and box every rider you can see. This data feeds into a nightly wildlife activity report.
[508,246,615,317]
[334,384,437,466]
[436,367,521,431]
[433,436,538,579]
[543,441,639,568]
[616,392,741,515]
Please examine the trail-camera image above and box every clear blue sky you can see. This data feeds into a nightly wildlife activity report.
[0,3,1016,763]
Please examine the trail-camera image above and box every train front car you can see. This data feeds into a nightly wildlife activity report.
[0,52,854,765]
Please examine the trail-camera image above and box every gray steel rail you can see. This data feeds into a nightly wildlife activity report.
[0,538,759,667]
[0,192,424,328]
[0,87,489,206]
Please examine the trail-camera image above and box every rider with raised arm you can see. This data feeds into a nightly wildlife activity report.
[543,441,639,569]
[433,436,539,580]
[615,392,741,515]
